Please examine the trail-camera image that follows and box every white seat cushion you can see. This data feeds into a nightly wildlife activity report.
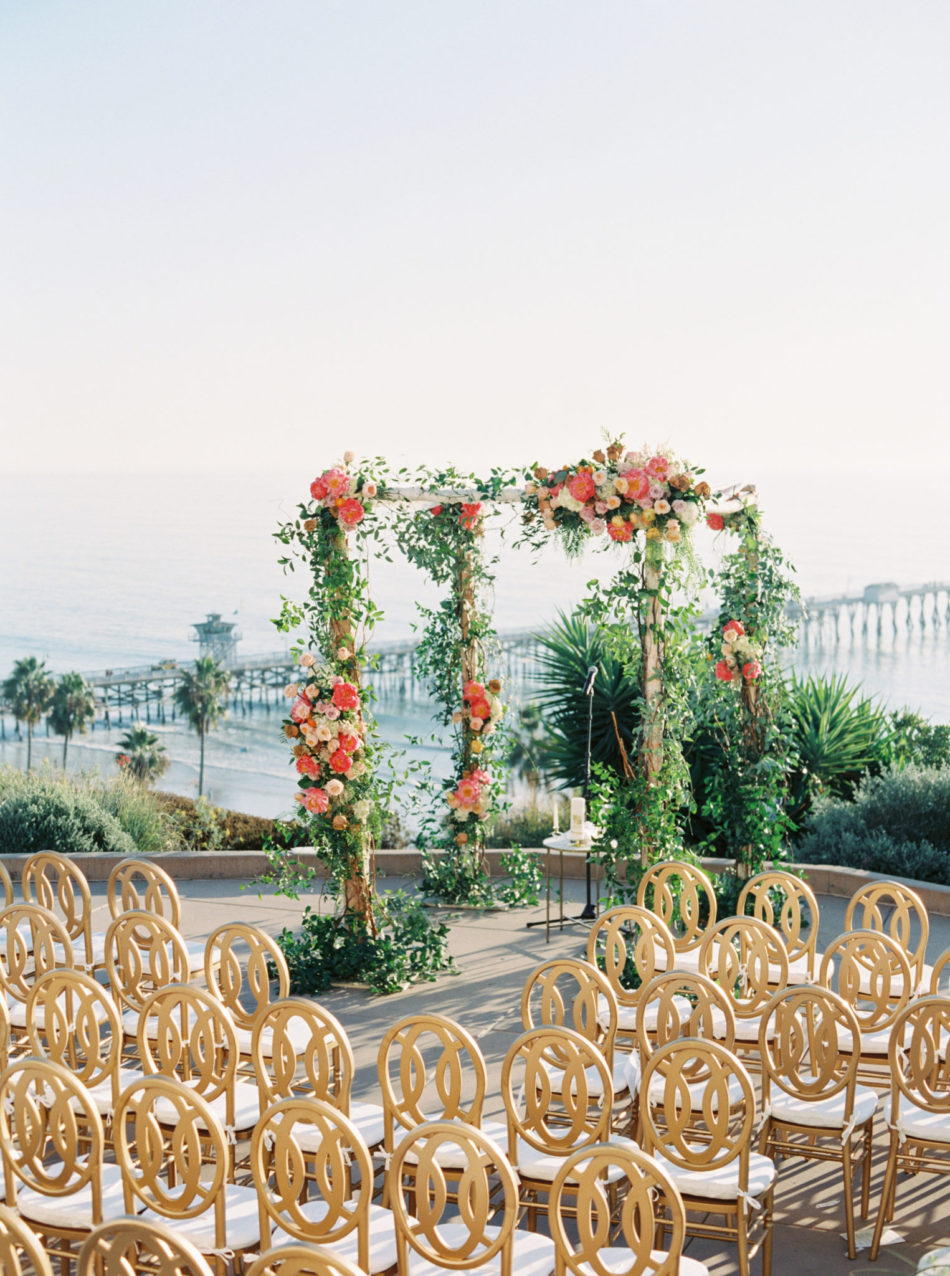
[767,1084,878,1132]
[579,1248,709,1276]
[654,948,703,973]
[10,996,111,1030]
[271,1201,400,1273]
[140,1183,261,1253]
[893,1094,950,1145]
[233,1015,319,1058]
[540,1055,630,1099]
[152,1078,261,1136]
[514,1134,640,1183]
[86,1066,146,1117]
[613,996,693,1033]
[642,1068,745,1111]
[653,1149,776,1204]
[348,1099,386,1148]
[396,1221,556,1276]
[17,1162,133,1229]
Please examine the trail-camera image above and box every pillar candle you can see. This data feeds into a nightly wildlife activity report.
[570,797,585,833]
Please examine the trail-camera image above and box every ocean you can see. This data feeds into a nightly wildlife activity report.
[2,468,948,818]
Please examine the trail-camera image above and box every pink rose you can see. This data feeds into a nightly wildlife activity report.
[743,660,762,682]
[462,680,485,701]
[296,755,320,778]
[567,472,596,503]
[623,470,651,503]
[594,501,608,515]
[332,682,360,711]
[723,621,745,639]
[297,787,329,814]
[714,661,735,683]
[324,469,350,498]
[578,505,595,524]
[707,512,724,531]
[590,519,607,535]
[329,749,352,774]
[646,455,669,479]
[455,777,482,807]
[290,697,311,723]
[310,475,329,501]
[361,481,377,498]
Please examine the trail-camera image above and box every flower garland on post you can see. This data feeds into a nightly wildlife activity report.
[699,500,801,881]
[274,454,384,927]
[521,441,709,871]
[394,476,507,899]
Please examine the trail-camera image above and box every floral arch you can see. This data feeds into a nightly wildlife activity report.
[275,442,769,929]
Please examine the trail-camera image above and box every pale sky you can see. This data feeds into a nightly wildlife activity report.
[2,1,949,480]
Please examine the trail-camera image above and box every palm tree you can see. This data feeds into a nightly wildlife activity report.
[48,671,97,767]
[2,656,55,770]
[173,657,230,797]
[117,723,170,785]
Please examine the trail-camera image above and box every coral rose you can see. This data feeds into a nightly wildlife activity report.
[310,476,329,501]
[324,469,350,498]
[332,682,359,710]
[624,470,651,503]
[607,522,633,542]
[723,621,745,639]
[567,472,596,503]
[706,512,724,531]
[470,698,492,720]
[337,498,364,528]
[429,505,443,517]
[743,660,762,682]
[337,732,359,754]
[329,749,352,774]
[298,787,329,814]
[714,660,735,682]
[296,755,320,777]
[459,502,482,530]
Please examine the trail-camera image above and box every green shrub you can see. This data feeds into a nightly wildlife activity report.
[276,891,455,994]
[0,781,137,857]
[485,802,551,848]
[152,791,275,850]
[795,764,950,885]
[95,776,181,853]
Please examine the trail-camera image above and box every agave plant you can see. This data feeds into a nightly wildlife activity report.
[787,672,893,824]
[530,611,640,791]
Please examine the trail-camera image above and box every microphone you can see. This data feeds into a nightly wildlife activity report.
[582,665,598,695]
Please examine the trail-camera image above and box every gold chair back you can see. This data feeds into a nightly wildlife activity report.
[27,968,123,1101]
[246,1245,365,1276]
[104,910,190,1018]
[521,957,618,1072]
[640,1036,756,1174]
[389,1121,520,1273]
[22,850,96,968]
[889,995,950,1115]
[501,1025,613,1161]
[77,1216,214,1276]
[549,1142,687,1276]
[0,996,8,1073]
[737,870,819,977]
[0,903,74,1014]
[818,929,912,1035]
[0,860,13,907]
[106,857,183,926]
[0,1057,105,1211]
[378,1011,489,1147]
[254,996,356,1109]
[113,1074,229,1227]
[699,915,789,1022]
[636,860,717,954]
[760,985,861,1104]
[250,1097,374,1269]
[931,947,950,996]
[586,905,677,1011]
[845,880,930,987]
[0,1203,55,1276]
[636,970,737,1062]
[137,983,239,1111]
[204,921,290,1032]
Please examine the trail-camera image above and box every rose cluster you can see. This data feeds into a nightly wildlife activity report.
[446,766,493,827]
[429,501,483,531]
[457,677,503,747]
[525,442,709,545]
[283,663,371,831]
[713,621,762,684]
[306,452,377,532]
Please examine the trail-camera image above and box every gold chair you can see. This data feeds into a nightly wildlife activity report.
[0,1203,55,1276]
[0,902,75,1050]
[251,1095,400,1275]
[390,1119,556,1276]
[137,982,260,1161]
[737,869,819,985]
[253,996,385,1154]
[0,1056,123,1273]
[113,1072,262,1276]
[246,1245,365,1276]
[845,879,931,993]
[378,1010,506,1175]
[758,985,878,1259]
[584,904,678,1047]
[549,1142,710,1276]
[0,994,9,1072]
[501,1024,629,1229]
[107,856,205,972]
[104,909,191,1054]
[698,915,789,1062]
[931,947,950,996]
[77,1216,215,1276]
[636,859,717,972]
[520,957,634,1133]
[23,848,107,972]
[870,995,950,1260]
[203,921,291,1061]
[0,859,13,907]
[818,929,912,1086]
[640,1037,776,1276]
[26,967,139,1126]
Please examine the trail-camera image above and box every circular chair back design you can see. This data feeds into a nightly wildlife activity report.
[637,970,737,1061]
[77,1216,214,1276]
[818,929,912,1036]
[845,881,930,989]
[245,1245,365,1276]
[203,922,290,1032]
[254,997,356,1108]
[0,1202,55,1276]
[636,860,716,955]
[585,905,677,1010]
[107,857,184,926]
[521,957,619,1072]
[699,916,789,1022]
[104,911,191,1019]
[27,968,123,1100]
[737,870,819,980]
[378,1012,489,1143]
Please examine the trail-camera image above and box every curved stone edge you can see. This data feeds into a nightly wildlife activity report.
[2,848,947,917]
